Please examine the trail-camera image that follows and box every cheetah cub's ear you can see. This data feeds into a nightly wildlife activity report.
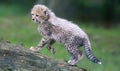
[39,5,49,16]
[43,10,49,17]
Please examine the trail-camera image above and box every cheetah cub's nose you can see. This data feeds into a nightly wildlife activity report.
[32,19,35,21]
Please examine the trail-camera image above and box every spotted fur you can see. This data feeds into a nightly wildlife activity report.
[30,4,102,65]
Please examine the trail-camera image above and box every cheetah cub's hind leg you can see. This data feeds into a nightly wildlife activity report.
[65,36,84,66]
[67,48,83,66]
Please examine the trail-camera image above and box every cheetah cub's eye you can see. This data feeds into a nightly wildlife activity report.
[36,15,39,17]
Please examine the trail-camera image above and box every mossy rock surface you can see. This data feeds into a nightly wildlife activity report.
[0,39,86,71]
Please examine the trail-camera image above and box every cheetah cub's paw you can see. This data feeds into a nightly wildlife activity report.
[30,46,41,52]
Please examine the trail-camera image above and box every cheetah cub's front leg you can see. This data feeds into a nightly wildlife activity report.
[46,45,56,54]
[46,40,56,54]
[30,38,48,52]
[30,38,56,54]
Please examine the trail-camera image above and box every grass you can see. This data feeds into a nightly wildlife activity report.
[0,4,120,71]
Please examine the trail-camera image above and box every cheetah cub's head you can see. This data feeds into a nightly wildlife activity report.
[31,4,49,23]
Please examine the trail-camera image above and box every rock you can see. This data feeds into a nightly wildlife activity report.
[0,39,86,71]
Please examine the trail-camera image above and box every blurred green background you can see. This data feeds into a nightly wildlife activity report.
[0,0,120,71]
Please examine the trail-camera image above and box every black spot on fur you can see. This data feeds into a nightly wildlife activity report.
[44,22,53,36]
[72,36,83,47]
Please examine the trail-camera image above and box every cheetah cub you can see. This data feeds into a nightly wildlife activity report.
[30,4,102,65]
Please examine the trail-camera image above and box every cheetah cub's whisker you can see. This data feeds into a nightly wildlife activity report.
[30,4,102,65]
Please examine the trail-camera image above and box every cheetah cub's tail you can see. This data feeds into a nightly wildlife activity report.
[83,38,102,64]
